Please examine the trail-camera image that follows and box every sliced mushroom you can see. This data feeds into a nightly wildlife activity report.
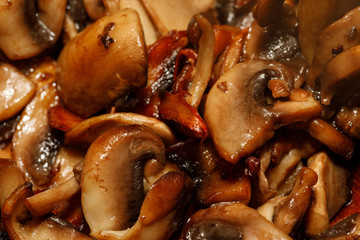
[140,0,215,35]
[0,0,67,60]
[304,152,351,237]
[56,9,147,117]
[0,159,25,208]
[307,118,354,160]
[81,125,167,236]
[11,83,61,189]
[0,63,36,122]
[318,44,360,106]
[179,202,292,240]
[185,13,215,108]
[273,167,318,235]
[205,59,321,163]
[64,113,176,149]
[1,182,94,240]
[83,0,121,20]
[308,6,360,87]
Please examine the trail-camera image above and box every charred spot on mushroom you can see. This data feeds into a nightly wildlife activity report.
[98,22,115,49]
[331,44,344,56]
[25,0,57,48]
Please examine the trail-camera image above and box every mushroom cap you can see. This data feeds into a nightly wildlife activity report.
[56,8,147,117]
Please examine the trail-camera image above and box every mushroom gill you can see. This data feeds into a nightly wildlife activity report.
[56,9,147,117]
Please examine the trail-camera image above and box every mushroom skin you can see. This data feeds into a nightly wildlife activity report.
[0,0,67,60]
[81,125,167,236]
[179,202,292,240]
[56,9,147,117]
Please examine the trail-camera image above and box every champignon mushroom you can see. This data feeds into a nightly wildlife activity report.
[56,9,147,117]
[308,6,360,88]
[0,63,36,122]
[140,0,215,35]
[253,0,285,27]
[64,113,176,150]
[0,0,67,60]
[11,83,61,189]
[304,152,350,237]
[83,0,121,20]
[179,202,292,240]
[1,182,94,240]
[204,59,321,163]
[273,167,318,235]
[81,125,167,237]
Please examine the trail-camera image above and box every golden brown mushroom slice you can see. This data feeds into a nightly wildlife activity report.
[64,113,177,149]
[0,63,36,122]
[56,9,147,117]
[0,0,67,60]
[81,125,168,236]
[179,202,292,240]
[140,0,215,35]
[204,59,321,164]
[1,182,94,240]
[308,6,360,87]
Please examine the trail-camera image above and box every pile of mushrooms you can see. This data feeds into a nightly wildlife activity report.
[2,0,360,239]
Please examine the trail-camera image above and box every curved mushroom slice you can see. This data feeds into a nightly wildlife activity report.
[12,83,61,189]
[140,0,215,35]
[185,14,215,109]
[98,171,193,240]
[308,6,360,87]
[81,125,167,236]
[64,113,176,149]
[0,63,36,122]
[0,0,67,60]
[304,152,351,237]
[56,9,147,117]
[257,196,287,222]
[273,167,318,235]
[0,159,25,208]
[205,59,318,163]
[1,182,94,240]
[83,0,121,20]
[318,44,360,105]
[179,202,292,240]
